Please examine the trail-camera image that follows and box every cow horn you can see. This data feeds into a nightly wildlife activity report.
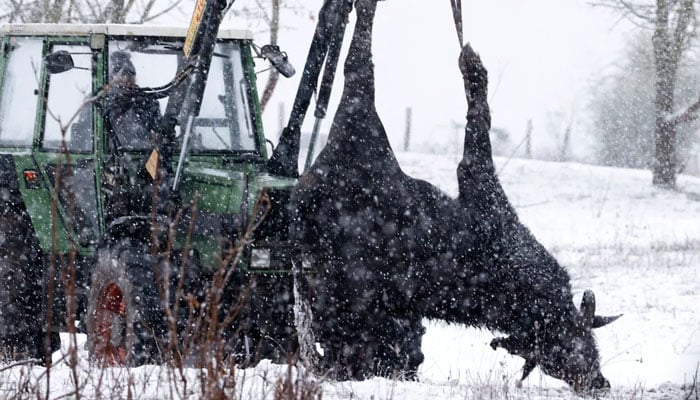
[580,290,596,328]
[592,314,623,328]
[580,290,622,328]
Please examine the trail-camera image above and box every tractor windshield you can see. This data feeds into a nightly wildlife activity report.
[107,39,257,154]
[194,42,257,152]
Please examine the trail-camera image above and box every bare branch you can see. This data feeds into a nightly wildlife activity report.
[259,0,280,112]
[140,0,184,23]
[48,0,67,22]
[82,0,105,23]
[138,0,159,23]
[65,0,76,21]
[668,94,700,125]
[0,359,37,373]
[670,0,697,51]
[253,0,272,26]
[588,0,656,24]
[124,0,136,22]
[2,0,24,21]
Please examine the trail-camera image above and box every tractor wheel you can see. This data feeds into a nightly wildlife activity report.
[86,240,166,366]
[0,204,54,362]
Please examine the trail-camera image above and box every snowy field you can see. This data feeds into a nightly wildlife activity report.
[1,152,698,399]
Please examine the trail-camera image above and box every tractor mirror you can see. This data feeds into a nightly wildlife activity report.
[44,50,75,74]
[261,45,295,78]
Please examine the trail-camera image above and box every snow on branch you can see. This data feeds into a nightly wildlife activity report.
[587,0,656,25]
[666,94,700,126]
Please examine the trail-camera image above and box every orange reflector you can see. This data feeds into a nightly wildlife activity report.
[23,170,38,183]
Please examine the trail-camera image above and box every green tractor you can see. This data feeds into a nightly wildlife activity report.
[0,17,304,366]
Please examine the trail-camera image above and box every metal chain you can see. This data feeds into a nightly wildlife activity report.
[450,0,464,47]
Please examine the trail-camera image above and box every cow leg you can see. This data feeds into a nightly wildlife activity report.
[292,0,426,380]
[317,315,424,380]
[333,0,427,379]
[374,316,425,380]
[456,44,518,231]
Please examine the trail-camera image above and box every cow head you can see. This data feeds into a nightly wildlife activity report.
[491,290,621,395]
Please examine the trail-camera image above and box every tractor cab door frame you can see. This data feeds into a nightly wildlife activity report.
[16,35,105,254]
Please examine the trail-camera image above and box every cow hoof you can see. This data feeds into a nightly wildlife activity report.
[490,337,505,350]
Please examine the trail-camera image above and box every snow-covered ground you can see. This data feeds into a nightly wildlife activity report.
[1,152,698,399]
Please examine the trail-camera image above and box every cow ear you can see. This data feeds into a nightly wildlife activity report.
[580,290,596,329]
[490,336,528,357]
[592,314,622,328]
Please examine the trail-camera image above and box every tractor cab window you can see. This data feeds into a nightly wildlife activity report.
[105,41,180,152]
[0,37,42,147]
[42,44,93,152]
[103,39,257,154]
[192,41,256,153]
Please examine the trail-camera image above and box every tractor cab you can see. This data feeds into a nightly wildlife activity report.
[0,23,300,364]
[0,24,296,266]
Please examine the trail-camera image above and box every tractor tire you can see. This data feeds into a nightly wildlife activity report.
[86,239,166,366]
[0,202,54,362]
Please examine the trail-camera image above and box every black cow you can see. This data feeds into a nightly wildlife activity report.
[290,0,449,379]
[288,0,619,393]
[420,44,621,393]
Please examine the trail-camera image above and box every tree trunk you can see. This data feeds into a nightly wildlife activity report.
[652,116,676,188]
[652,59,677,188]
[259,0,281,112]
[651,0,677,189]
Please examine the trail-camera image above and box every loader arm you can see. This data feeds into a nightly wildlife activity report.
[167,0,232,190]
[267,0,354,178]
[166,0,353,185]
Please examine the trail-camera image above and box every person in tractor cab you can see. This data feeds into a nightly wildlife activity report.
[103,50,163,152]
[102,50,176,223]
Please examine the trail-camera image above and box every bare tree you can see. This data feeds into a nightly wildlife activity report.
[0,0,188,23]
[229,0,310,113]
[588,30,699,170]
[591,0,700,188]
[257,0,281,112]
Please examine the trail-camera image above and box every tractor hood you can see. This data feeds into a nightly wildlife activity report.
[180,166,297,214]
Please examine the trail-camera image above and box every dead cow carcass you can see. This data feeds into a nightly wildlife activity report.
[288,0,620,393]
[421,44,621,394]
[290,0,449,379]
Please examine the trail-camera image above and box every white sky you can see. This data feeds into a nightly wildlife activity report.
[158,0,634,159]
